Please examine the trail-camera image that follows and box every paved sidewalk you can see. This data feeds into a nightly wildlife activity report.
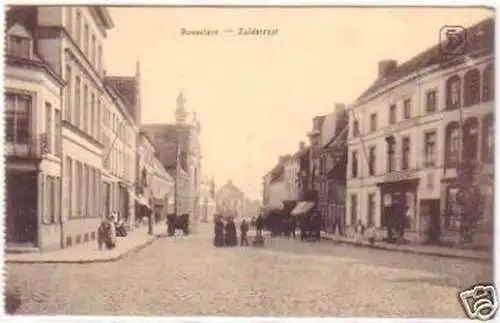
[322,233,492,262]
[6,227,165,264]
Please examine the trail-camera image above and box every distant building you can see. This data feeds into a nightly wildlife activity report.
[318,104,348,233]
[199,175,216,222]
[142,91,202,224]
[215,179,245,219]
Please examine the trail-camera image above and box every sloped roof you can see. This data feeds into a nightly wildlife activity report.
[104,76,137,119]
[356,17,494,102]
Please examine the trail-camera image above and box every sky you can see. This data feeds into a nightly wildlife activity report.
[103,6,493,201]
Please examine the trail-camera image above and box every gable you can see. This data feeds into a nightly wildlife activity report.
[7,22,32,39]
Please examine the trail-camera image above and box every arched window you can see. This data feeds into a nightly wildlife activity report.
[445,122,460,166]
[463,69,481,107]
[463,118,479,160]
[482,114,494,163]
[482,64,494,102]
[446,75,461,110]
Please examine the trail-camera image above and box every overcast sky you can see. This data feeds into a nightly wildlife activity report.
[103,6,493,200]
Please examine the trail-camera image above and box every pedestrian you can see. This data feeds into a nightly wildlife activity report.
[291,216,297,239]
[354,219,365,245]
[213,215,225,247]
[240,219,249,246]
[225,217,237,246]
[255,213,264,239]
[98,214,116,250]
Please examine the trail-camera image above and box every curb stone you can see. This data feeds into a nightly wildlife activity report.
[6,234,164,265]
[321,235,492,262]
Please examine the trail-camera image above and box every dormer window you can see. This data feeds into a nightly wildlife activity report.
[8,35,30,58]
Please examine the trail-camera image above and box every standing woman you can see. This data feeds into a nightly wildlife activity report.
[214,215,225,247]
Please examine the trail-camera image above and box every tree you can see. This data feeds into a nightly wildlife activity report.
[455,159,483,243]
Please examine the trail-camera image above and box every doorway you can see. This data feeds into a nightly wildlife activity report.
[6,172,38,245]
[420,199,441,244]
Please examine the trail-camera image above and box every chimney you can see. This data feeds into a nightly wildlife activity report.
[378,60,398,78]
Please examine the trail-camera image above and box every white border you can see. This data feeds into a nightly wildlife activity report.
[1,1,498,323]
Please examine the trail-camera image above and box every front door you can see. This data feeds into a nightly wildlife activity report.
[6,172,38,245]
[421,199,441,244]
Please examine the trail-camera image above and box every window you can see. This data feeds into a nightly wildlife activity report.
[65,7,72,35]
[82,164,88,217]
[446,75,461,110]
[463,118,479,160]
[367,193,375,227]
[83,84,88,132]
[403,98,411,119]
[387,139,395,172]
[91,34,96,65]
[97,44,102,73]
[64,65,72,122]
[445,123,460,166]
[75,76,81,128]
[351,150,358,178]
[75,161,82,217]
[368,146,376,175]
[5,93,31,144]
[401,136,410,170]
[352,120,360,137]
[482,114,494,163]
[482,64,494,102]
[45,102,53,154]
[90,93,95,138]
[76,10,82,45]
[97,100,101,142]
[389,104,396,124]
[444,186,460,230]
[54,109,61,156]
[463,69,481,107]
[350,194,357,225]
[424,131,437,166]
[66,157,73,218]
[426,90,437,113]
[43,176,55,224]
[7,35,31,58]
[84,23,89,57]
[370,113,377,132]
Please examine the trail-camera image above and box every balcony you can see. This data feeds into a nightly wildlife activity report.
[5,135,46,160]
[384,169,418,183]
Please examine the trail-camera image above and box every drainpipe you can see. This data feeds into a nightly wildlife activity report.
[59,84,65,249]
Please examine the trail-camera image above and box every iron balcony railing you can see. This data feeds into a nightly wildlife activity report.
[4,134,48,158]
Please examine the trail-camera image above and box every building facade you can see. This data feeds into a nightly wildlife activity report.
[318,104,348,233]
[283,152,300,202]
[5,18,65,250]
[346,17,494,246]
[215,180,245,218]
[199,175,217,222]
[142,91,202,224]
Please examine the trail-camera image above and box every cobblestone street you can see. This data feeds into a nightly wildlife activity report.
[5,224,493,317]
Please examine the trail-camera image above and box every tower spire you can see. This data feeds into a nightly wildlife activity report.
[175,89,188,123]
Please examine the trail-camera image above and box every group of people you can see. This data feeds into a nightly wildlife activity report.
[214,215,258,247]
[97,211,128,250]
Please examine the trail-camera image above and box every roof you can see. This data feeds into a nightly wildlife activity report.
[356,17,494,102]
[104,76,137,120]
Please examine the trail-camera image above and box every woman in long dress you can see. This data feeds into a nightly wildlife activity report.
[214,215,225,247]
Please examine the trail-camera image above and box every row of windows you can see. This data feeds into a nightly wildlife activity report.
[446,64,494,110]
[350,114,494,178]
[64,62,101,143]
[65,7,103,75]
[102,107,133,147]
[351,63,494,137]
[65,157,101,219]
[102,133,133,181]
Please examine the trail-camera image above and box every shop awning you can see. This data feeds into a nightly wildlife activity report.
[291,202,315,216]
[134,194,151,208]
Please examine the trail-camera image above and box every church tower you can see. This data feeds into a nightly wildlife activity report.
[175,90,188,124]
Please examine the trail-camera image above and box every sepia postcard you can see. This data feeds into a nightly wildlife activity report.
[2,3,496,321]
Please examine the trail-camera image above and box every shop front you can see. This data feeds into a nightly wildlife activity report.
[377,177,419,242]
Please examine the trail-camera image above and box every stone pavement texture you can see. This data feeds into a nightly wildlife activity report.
[5,223,493,317]
[5,226,164,264]
[321,233,492,262]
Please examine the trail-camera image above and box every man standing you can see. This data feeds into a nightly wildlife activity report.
[240,219,249,246]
